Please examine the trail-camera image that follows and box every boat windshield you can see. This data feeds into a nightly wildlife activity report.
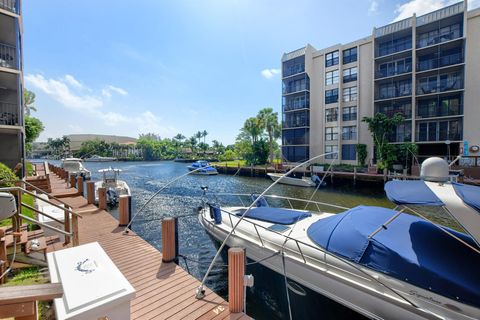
[63,162,81,171]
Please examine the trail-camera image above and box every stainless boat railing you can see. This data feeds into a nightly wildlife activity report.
[203,204,421,310]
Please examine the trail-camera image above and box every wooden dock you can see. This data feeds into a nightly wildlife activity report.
[40,164,248,320]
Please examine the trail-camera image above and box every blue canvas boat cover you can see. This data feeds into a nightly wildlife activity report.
[307,206,480,307]
[238,207,311,225]
[384,180,444,206]
[453,183,480,214]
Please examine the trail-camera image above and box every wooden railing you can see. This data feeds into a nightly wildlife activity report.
[0,185,81,246]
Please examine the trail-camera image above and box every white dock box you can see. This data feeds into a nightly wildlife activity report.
[47,242,136,320]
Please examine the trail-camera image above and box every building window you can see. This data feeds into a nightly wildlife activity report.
[343,67,357,83]
[417,119,462,142]
[343,47,357,64]
[325,108,338,122]
[342,126,357,140]
[282,146,309,163]
[377,101,412,118]
[342,106,357,121]
[325,70,339,85]
[325,145,339,159]
[417,23,461,48]
[325,127,338,141]
[282,128,310,145]
[342,144,356,160]
[325,51,339,67]
[342,87,357,102]
[377,35,412,57]
[325,88,339,104]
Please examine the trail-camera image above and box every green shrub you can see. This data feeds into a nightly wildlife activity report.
[356,144,367,166]
[0,162,17,187]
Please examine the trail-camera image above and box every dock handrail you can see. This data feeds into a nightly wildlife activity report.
[0,186,81,246]
[1,179,75,211]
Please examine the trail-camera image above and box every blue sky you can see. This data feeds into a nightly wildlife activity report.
[24,0,479,144]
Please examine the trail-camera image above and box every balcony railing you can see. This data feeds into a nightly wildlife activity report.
[417,52,463,72]
[416,78,463,95]
[283,83,308,95]
[283,63,305,78]
[376,87,412,100]
[282,118,310,129]
[375,63,412,79]
[0,101,20,126]
[417,104,463,118]
[283,102,309,112]
[417,29,461,49]
[0,0,17,13]
[0,43,17,70]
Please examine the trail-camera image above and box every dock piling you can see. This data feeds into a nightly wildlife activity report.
[161,217,177,263]
[228,247,245,313]
[98,187,107,210]
[86,181,95,204]
[118,195,130,227]
[77,176,84,196]
[69,174,76,189]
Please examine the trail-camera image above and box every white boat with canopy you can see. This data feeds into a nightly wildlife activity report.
[60,158,91,180]
[197,157,480,320]
[94,168,131,206]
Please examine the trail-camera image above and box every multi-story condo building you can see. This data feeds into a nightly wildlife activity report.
[0,0,24,173]
[281,1,480,165]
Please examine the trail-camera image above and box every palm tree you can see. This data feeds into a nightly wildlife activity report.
[202,130,208,144]
[173,133,186,156]
[24,89,37,116]
[195,131,203,145]
[241,117,262,144]
[189,136,197,156]
[257,108,281,163]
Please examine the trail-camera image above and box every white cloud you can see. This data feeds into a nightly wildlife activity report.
[393,0,480,22]
[25,74,102,110]
[64,74,83,90]
[369,0,380,14]
[261,68,281,79]
[102,85,128,98]
[25,73,175,138]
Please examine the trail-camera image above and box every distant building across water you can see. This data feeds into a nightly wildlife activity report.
[66,134,137,152]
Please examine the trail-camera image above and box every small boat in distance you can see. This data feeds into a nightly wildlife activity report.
[94,168,131,206]
[187,160,218,175]
[267,172,325,187]
[60,158,91,180]
[85,155,117,162]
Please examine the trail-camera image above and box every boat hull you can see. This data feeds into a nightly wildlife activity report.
[267,173,315,187]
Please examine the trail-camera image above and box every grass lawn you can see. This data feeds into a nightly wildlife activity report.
[0,193,36,228]
[26,161,34,176]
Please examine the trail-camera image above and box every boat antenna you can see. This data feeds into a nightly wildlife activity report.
[122,165,216,234]
[195,152,336,299]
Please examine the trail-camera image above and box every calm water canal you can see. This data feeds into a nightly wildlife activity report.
[53,160,401,319]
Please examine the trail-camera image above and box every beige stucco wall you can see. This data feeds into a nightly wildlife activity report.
[463,9,480,156]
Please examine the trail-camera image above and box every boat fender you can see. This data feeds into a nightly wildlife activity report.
[207,203,222,224]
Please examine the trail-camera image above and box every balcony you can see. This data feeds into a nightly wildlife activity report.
[375,61,412,79]
[376,36,412,58]
[417,25,462,49]
[282,112,309,129]
[376,81,412,101]
[416,77,463,95]
[0,43,17,70]
[0,101,19,126]
[417,52,463,72]
[0,0,18,14]
[282,63,305,78]
[283,83,308,95]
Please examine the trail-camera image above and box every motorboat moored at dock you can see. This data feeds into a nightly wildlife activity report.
[85,155,117,162]
[94,168,131,206]
[199,157,480,320]
[60,158,91,180]
[267,172,326,187]
[187,160,218,175]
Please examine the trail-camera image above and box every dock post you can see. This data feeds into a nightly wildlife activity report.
[162,217,177,263]
[228,247,245,313]
[0,229,6,284]
[77,176,84,196]
[98,187,107,210]
[353,167,357,185]
[118,195,130,226]
[86,181,95,204]
[63,169,68,182]
[69,174,76,188]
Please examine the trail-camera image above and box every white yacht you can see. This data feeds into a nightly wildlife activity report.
[267,172,326,187]
[85,155,117,162]
[60,158,91,180]
[94,168,131,206]
[199,157,480,320]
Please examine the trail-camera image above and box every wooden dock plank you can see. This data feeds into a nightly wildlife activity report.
[43,167,246,319]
